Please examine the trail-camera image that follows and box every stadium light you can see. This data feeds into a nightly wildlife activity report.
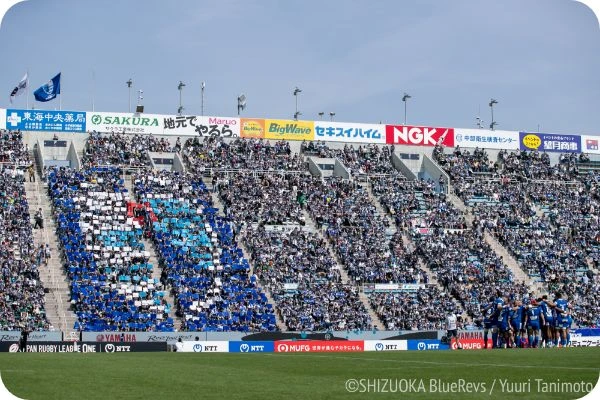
[476,116,485,129]
[136,89,144,113]
[329,112,335,121]
[126,79,133,113]
[489,98,498,131]
[402,93,411,125]
[237,94,246,116]
[178,81,186,116]
[293,87,302,120]
[318,112,324,120]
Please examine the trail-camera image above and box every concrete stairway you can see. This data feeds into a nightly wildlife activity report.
[360,181,397,237]
[143,238,182,331]
[237,238,287,331]
[24,173,77,334]
[301,209,386,330]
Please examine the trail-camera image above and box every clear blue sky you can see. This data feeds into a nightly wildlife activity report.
[0,0,599,134]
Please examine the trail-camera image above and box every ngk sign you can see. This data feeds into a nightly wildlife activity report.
[386,125,454,147]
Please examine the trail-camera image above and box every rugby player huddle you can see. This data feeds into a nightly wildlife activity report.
[481,291,572,349]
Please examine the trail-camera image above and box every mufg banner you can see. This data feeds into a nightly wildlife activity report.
[5,109,86,132]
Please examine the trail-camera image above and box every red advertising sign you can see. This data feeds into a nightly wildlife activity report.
[274,340,364,353]
[386,125,454,147]
[451,339,486,350]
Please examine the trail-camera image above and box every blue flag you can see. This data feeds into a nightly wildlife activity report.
[34,73,61,102]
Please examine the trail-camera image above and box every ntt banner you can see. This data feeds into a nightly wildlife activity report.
[364,340,407,351]
[519,132,581,153]
[264,119,314,141]
[314,122,385,144]
[454,129,519,150]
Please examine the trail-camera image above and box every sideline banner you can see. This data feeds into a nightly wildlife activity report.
[163,115,239,138]
[0,331,62,342]
[386,125,454,147]
[274,340,364,353]
[519,132,581,153]
[264,119,314,141]
[407,340,449,351]
[178,341,229,353]
[314,122,385,144]
[0,341,166,352]
[364,340,407,351]
[229,341,274,353]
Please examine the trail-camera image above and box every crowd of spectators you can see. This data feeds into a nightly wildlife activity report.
[83,132,176,167]
[371,177,467,229]
[48,167,174,331]
[215,173,309,226]
[0,164,50,331]
[435,145,599,326]
[184,137,304,172]
[0,130,31,166]
[368,286,458,330]
[244,225,372,331]
[133,170,277,332]
[301,142,399,176]
[414,229,530,320]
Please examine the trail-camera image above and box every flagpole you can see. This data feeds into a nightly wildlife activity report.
[26,69,29,110]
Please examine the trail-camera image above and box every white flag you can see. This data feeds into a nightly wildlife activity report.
[9,73,28,103]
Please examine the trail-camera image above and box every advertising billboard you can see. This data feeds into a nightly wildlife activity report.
[386,125,454,147]
[87,112,162,135]
[314,122,385,144]
[264,119,314,141]
[453,129,519,150]
[6,109,86,132]
[163,115,240,137]
[519,132,581,153]
[240,118,266,138]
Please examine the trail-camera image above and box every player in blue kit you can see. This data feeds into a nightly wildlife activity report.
[481,297,496,349]
[539,295,557,348]
[491,292,505,349]
[554,292,571,347]
[499,302,513,348]
[524,299,544,348]
[509,299,526,348]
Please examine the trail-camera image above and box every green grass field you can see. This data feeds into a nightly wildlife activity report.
[1,349,599,400]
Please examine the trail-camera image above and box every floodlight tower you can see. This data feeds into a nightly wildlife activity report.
[293,87,302,120]
[402,93,411,125]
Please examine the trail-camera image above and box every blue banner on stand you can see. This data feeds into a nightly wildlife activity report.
[519,132,581,153]
[5,109,86,132]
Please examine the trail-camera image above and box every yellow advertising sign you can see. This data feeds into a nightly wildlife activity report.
[264,119,314,141]
[521,134,542,150]
[240,118,265,138]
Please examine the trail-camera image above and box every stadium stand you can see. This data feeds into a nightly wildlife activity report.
[434,145,600,327]
[0,131,50,331]
[47,167,174,331]
[133,170,278,332]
